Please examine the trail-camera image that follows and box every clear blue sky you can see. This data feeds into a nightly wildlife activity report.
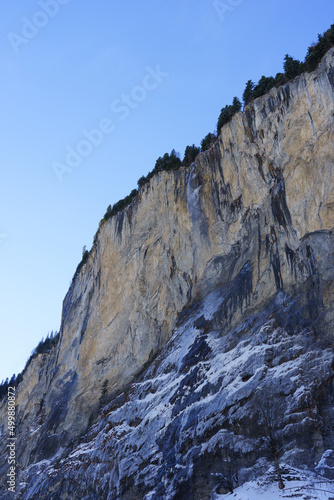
[0,0,332,382]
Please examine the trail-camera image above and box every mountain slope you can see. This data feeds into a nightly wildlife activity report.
[0,48,333,499]
[17,255,334,498]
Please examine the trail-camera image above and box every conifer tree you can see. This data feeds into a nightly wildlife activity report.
[242,80,255,105]
[283,54,302,79]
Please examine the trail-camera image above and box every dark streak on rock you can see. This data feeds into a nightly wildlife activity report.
[265,234,271,256]
[170,254,177,278]
[285,244,296,275]
[80,287,94,342]
[115,210,125,237]
[179,335,211,374]
[244,107,256,143]
[271,169,292,228]
[269,227,283,290]
[255,153,265,181]
[213,261,253,326]
[230,195,242,214]
[281,84,291,108]
[95,269,101,291]
[258,222,262,280]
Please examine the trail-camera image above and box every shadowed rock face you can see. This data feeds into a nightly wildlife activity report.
[0,49,333,499]
[10,235,334,499]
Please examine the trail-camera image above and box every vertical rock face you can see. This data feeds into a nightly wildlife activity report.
[0,49,333,499]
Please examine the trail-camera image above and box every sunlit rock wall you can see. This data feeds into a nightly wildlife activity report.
[0,49,333,496]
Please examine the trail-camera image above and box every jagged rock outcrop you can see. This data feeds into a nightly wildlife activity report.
[0,49,333,499]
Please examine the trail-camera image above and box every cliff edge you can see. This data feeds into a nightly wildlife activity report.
[0,48,333,499]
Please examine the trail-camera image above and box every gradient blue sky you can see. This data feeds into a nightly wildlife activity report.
[0,0,332,382]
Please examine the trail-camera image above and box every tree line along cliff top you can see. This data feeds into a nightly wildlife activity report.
[80,22,334,281]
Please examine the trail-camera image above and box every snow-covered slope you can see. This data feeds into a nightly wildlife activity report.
[216,466,334,500]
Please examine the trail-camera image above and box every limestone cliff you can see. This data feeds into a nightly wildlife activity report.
[0,48,333,499]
